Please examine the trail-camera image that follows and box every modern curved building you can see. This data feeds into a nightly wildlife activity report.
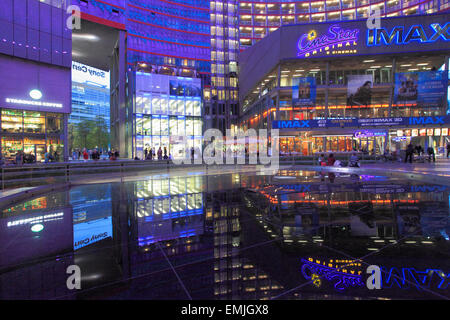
[238,12,450,156]
[238,0,449,50]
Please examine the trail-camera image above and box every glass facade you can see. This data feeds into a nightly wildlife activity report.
[134,73,203,160]
[70,62,110,129]
[241,51,450,156]
[0,109,65,162]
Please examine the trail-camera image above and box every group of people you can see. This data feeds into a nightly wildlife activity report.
[14,151,37,165]
[318,152,360,168]
[72,148,120,161]
[142,147,170,161]
[404,143,436,163]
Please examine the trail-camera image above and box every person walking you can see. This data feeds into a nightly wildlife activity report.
[427,146,435,163]
[318,154,326,166]
[404,143,414,163]
[15,151,23,166]
[327,153,336,166]
[83,148,89,161]
[144,148,148,159]
[163,147,168,160]
[157,147,163,160]
[447,143,450,158]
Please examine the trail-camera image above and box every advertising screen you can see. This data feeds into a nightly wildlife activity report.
[394,71,446,107]
[72,61,110,89]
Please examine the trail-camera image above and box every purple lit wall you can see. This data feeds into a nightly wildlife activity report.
[0,0,72,68]
[0,207,73,270]
[0,54,72,114]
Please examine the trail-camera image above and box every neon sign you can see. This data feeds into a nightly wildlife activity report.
[5,98,63,108]
[301,258,364,291]
[297,25,359,57]
[354,130,386,138]
[367,22,450,46]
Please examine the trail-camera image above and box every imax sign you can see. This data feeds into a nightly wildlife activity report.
[274,120,311,129]
[367,22,450,46]
[409,116,445,125]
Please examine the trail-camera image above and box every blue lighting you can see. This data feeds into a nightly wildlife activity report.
[367,22,449,46]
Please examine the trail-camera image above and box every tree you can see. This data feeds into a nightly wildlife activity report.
[70,117,110,151]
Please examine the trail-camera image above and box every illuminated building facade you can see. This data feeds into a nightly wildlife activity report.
[239,13,450,155]
[209,0,240,134]
[237,0,449,50]
[73,0,210,158]
[70,61,110,129]
[0,0,72,162]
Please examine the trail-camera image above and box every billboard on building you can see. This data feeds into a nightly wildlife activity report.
[72,61,110,89]
[292,77,316,107]
[394,71,446,106]
[347,75,373,106]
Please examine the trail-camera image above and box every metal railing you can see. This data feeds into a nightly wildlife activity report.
[0,154,384,190]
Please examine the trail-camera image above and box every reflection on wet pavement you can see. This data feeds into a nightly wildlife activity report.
[0,170,449,300]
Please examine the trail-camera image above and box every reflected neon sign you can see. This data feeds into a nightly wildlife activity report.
[297,25,359,57]
[301,258,450,291]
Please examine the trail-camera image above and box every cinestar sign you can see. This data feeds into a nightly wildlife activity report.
[297,24,360,57]
[367,22,450,46]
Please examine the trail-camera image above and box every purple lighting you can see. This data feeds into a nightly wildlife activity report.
[297,24,360,57]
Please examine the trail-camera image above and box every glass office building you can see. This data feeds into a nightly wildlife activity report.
[134,73,203,159]
[70,61,110,129]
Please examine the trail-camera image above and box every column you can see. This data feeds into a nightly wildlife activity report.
[388,57,396,117]
[275,64,281,120]
[325,61,330,120]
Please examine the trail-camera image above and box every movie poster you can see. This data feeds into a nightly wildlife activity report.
[292,77,316,106]
[347,75,373,106]
[394,71,446,107]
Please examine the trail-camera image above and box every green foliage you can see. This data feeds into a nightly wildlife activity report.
[69,117,110,151]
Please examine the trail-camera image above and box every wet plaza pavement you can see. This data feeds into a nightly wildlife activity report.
[0,168,449,300]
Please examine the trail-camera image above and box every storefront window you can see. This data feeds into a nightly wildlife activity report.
[178,118,185,136]
[2,137,22,161]
[152,96,161,114]
[143,116,151,135]
[46,113,62,134]
[152,116,161,135]
[177,99,185,115]
[1,109,23,133]
[23,112,45,134]
[169,117,178,136]
[186,118,194,136]
[160,117,169,135]
[186,100,194,116]
[169,100,177,115]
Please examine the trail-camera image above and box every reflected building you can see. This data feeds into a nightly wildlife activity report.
[244,173,450,298]
[0,192,74,299]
